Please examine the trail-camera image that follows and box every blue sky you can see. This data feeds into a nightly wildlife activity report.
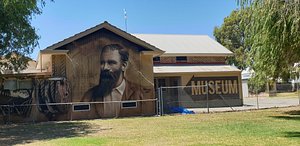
[31,0,239,59]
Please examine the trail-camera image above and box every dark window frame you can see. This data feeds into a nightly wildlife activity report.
[73,104,91,112]
[176,56,187,62]
[121,101,138,109]
[153,57,160,62]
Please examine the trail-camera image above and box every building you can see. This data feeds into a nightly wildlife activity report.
[133,34,242,112]
[0,21,242,123]
[242,69,251,98]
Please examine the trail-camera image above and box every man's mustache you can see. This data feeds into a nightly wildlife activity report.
[100,70,118,79]
[92,69,122,100]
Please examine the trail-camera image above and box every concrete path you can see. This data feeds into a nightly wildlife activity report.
[189,97,300,113]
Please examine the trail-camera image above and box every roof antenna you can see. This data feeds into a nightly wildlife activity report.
[123,9,127,32]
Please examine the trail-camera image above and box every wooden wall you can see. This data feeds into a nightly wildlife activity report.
[52,55,66,77]
[62,29,153,101]
[51,29,156,119]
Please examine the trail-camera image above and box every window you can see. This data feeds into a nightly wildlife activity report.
[19,80,32,89]
[153,57,160,62]
[121,101,137,109]
[4,80,17,90]
[158,78,166,91]
[4,79,32,90]
[73,104,90,112]
[176,56,187,62]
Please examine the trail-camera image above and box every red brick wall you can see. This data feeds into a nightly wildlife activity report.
[187,56,225,64]
[156,56,225,64]
[160,56,176,63]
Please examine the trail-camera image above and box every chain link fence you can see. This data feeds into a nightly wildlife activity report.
[156,83,300,115]
[0,99,157,124]
[1,83,299,123]
[245,83,300,109]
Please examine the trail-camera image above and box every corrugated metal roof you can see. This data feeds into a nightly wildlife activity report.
[1,61,48,75]
[133,34,233,56]
[20,61,39,73]
[154,65,240,73]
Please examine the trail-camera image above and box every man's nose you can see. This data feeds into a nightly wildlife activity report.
[102,63,110,70]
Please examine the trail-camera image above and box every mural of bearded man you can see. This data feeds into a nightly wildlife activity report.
[81,44,144,118]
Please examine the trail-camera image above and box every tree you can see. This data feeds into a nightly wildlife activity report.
[0,0,48,73]
[238,0,300,82]
[214,9,249,70]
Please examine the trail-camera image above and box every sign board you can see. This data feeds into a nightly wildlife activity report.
[184,76,240,101]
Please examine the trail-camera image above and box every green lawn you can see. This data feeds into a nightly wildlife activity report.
[251,91,300,98]
[275,92,300,98]
[1,106,300,146]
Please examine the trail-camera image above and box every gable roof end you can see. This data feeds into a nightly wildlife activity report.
[44,21,164,55]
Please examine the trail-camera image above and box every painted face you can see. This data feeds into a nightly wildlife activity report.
[100,49,124,73]
[94,49,125,99]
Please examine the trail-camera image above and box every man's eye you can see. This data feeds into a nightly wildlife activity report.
[108,61,117,64]
[100,61,105,65]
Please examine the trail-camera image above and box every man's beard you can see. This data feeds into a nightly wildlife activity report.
[92,69,122,100]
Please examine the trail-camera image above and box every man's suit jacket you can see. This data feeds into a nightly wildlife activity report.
[81,79,155,118]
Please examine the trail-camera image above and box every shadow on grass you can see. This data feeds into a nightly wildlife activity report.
[284,132,300,138]
[0,121,106,145]
[270,109,300,121]
[271,116,300,120]
[284,110,300,115]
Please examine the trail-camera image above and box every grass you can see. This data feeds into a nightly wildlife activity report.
[251,91,300,98]
[1,106,300,146]
[275,92,300,98]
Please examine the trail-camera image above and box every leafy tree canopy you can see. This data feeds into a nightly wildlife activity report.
[214,9,250,70]
[0,0,48,73]
[238,0,300,83]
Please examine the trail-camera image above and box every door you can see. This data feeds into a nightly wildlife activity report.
[154,77,180,113]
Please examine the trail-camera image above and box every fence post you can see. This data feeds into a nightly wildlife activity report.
[159,87,164,116]
[256,89,259,109]
[158,87,162,116]
[8,105,11,124]
[298,83,300,105]
[156,89,159,116]
[206,84,209,113]
[70,103,73,121]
